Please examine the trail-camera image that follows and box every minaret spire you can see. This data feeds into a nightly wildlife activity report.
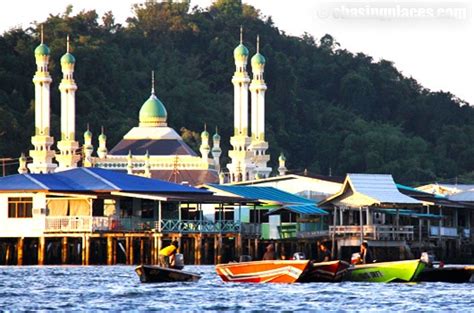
[151,70,155,95]
[66,34,70,53]
[40,24,44,44]
[256,34,260,53]
[240,25,243,44]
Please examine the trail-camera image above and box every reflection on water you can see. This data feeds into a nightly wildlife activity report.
[0,265,472,311]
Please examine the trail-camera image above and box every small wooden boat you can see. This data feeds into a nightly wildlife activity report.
[297,260,351,283]
[216,260,310,283]
[345,259,426,283]
[416,265,474,283]
[135,265,201,283]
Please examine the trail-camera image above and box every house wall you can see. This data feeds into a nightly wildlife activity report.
[0,193,46,237]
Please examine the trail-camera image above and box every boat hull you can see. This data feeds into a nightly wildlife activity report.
[416,266,474,283]
[135,265,201,283]
[216,260,310,283]
[297,260,351,282]
[345,259,426,283]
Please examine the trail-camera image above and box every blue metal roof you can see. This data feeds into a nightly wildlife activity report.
[208,184,314,204]
[0,168,210,194]
[396,183,447,199]
[268,204,328,215]
[375,208,443,219]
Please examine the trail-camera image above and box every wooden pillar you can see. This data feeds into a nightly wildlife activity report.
[17,237,24,266]
[107,236,113,265]
[61,237,68,264]
[194,234,202,265]
[213,235,218,264]
[82,235,90,266]
[359,207,364,244]
[254,238,259,260]
[38,237,45,266]
[140,238,144,264]
[125,237,131,265]
[130,237,135,265]
[204,237,209,264]
[395,208,400,241]
[5,242,11,265]
[235,233,242,260]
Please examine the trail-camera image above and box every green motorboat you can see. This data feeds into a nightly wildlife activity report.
[345,259,426,283]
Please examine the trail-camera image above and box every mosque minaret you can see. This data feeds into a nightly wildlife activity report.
[28,26,57,174]
[56,35,80,171]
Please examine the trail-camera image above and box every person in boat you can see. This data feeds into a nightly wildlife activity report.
[318,243,332,262]
[158,240,179,268]
[262,243,275,260]
[359,242,373,264]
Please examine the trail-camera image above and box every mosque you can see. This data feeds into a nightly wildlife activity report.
[19,28,287,185]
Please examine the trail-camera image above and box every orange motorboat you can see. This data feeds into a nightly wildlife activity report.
[215,260,310,283]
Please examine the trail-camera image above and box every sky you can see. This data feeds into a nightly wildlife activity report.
[1,0,473,104]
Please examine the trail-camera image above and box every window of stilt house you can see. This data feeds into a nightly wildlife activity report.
[8,197,33,218]
[141,200,155,218]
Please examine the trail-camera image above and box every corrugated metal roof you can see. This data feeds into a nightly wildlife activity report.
[207,184,314,204]
[375,208,443,219]
[348,174,421,204]
[268,204,328,215]
[448,190,474,202]
[0,168,211,194]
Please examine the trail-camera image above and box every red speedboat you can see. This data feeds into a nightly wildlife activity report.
[216,260,310,283]
[297,260,351,282]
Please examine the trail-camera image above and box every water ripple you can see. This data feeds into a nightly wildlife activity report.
[0,265,472,311]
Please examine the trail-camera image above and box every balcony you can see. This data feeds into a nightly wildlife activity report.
[329,225,414,241]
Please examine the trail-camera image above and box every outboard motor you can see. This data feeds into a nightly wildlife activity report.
[174,253,185,270]
[293,252,306,260]
[420,252,434,267]
[239,255,252,262]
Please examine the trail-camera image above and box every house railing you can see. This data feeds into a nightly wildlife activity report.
[45,216,260,235]
[157,219,243,233]
[329,225,414,241]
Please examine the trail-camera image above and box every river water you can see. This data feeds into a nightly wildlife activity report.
[0,265,472,311]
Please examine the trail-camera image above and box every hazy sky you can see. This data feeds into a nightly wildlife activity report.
[1,0,473,104]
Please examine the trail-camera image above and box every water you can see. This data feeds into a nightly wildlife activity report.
[0,265,473,311]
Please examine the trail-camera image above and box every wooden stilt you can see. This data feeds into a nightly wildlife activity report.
[204,237,209,265]
[194,235,202,265]
[82,235,90,266]
[213,235,218,264]
[217,234,223,264]
[38,237,45,266]
[61,237,68,264]
[125,237,131,265]
[112,238,117,265]
[17,237,24,266]
[254,238,259,260]
[235,234,242,260]
[130,237,135,265]
[107,236,113,265]
[140,238,144,264]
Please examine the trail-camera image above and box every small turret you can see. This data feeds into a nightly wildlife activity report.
[211,126,222,172]
[83,126,94,167]
[18,153,28,174]
[97,127,107,159]
[199,124,210,163]
[278,153,287,176]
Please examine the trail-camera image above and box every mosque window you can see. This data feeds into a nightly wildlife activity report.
[8,197,33,218]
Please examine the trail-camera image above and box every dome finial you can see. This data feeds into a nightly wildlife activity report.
[66,34,70,53]
[204,123,207,132]
[151,70,155,95]
[87,123,90,131]
[215,126,218,134]
[257,35,260,53]
[240,25,243,44]
[40,24,44,44]
[101,125,105,135]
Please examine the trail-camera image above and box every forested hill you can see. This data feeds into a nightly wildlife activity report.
[0,0,472,184]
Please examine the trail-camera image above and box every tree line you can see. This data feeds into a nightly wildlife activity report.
[0,0,472,185]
